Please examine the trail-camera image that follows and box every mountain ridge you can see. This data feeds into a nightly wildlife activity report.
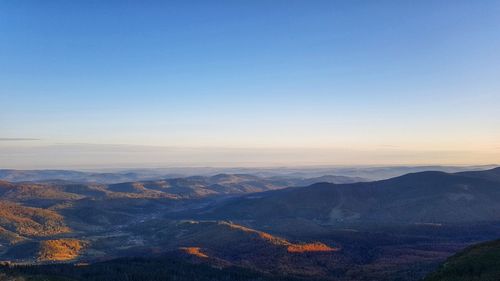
[198,168,500,224]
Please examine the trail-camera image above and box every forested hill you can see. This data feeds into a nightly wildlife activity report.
[424,239,500,281]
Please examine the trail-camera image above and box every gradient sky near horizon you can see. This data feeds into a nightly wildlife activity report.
[1,0,500,168]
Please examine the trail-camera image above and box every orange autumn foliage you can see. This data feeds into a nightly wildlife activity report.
[179,247,209,258]
[38,239,87,261]
[222,221,338,254]
[287,242,338,253]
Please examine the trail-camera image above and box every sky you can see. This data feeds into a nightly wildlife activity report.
[1,0,500,168]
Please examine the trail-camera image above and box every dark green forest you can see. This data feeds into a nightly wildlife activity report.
[424,239,500,281]
[0,256,306,281]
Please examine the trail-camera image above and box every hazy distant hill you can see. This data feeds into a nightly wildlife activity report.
[232,165,498,181]
[200,168,500,225]
[424,239,500,281]
[0,169,166,184]
[106,174,291,198]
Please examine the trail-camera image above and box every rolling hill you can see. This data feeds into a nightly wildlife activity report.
[0,201,70,240]
[0,173,365,203]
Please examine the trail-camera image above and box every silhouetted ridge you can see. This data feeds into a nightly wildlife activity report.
[455,167,500,183]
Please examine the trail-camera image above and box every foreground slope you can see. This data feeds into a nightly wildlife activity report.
[0,255,301,281]
[424,239,500,281]
[100,220,342,278]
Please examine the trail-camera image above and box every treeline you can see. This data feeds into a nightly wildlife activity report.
[0,256,310,281]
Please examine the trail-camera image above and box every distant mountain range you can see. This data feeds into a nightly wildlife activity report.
[0,169,172,184]
[1,165,496,183]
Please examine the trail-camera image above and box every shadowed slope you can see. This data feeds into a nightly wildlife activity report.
[425,239,500,281]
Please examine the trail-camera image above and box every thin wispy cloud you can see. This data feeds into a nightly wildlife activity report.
[0,138,40,141]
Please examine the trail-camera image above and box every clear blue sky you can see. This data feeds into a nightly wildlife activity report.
[1,0,499,168]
